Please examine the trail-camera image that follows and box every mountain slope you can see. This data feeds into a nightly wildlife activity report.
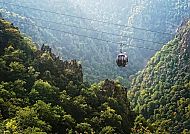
[0,2,135,84]
[128,20,190,133]
[0,18,134,133]
[1,0,189,84]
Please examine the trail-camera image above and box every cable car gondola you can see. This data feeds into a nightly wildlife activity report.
[116,43,128,67]
[116,52,128,67]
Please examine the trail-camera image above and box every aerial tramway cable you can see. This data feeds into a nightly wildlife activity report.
[0,1,175,36]
[10,20,166,51]
[5,15,167,45]
[0,1,180,68]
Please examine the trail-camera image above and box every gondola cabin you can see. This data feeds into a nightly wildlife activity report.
[116,52,128,67]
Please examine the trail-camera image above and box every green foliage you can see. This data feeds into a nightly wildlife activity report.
[76,123,94,133]
[100,126,115,134]
[0,19,134,133]
[129,21,190,133]
[29,80,58,103]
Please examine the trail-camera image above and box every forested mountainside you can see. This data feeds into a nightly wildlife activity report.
[0,19,134,133]
[0,0,189,83]
[128,20,190,133]
[0,0,133,84]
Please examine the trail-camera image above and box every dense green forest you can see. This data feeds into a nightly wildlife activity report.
[1,17,190,134]
[0,0,189,84]
[0,0,190,133]
[128,20,190,133]
[0,18,134,133]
